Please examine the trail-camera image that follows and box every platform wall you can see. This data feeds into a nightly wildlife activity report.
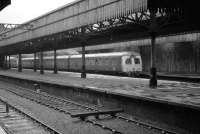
[139,41,200,74]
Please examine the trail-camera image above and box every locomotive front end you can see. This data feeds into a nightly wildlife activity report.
[122,53,142,76]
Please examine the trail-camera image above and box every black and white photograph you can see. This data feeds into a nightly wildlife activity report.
[0,0,199,134]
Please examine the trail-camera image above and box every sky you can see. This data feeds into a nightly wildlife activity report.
[0,0,75,24]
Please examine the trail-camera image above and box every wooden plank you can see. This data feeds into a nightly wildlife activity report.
[71,108,123,120]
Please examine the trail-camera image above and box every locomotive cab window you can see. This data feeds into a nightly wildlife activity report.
[134,58,140,64]
[125,58,132,64]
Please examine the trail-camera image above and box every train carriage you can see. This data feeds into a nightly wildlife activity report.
[10,51,142,76]
[22,58,34,69]
[44,57,54,70]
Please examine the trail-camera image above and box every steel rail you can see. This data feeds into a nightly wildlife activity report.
[0,82,179,134]
[0,85,122,134]
[0,96,63,134]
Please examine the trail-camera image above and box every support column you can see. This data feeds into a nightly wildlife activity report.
[18,54,22,72]
[4,55,8,69]
[8,56,11,69]
[53,49,58,74]
[149,33,157,88]
[40,51,44,74]
[81,43,86,78]
[34,52,37,72]
[148,9,158,88]
[67,56,70,71]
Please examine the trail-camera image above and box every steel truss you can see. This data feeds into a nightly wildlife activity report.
[30,8,183,45]
[0,23,33,39]
[2,7,184,53]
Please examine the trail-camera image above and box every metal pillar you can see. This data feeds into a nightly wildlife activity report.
[34,52,37,72]
[149,33,157,88]
[18,54,22,72]
[149,11,157,88]
[40,51,44,74]
[81,44,86,78]
[8,55,11,69]
[4,55,7,69]
[53,49,58,74]
[68,56,70,71]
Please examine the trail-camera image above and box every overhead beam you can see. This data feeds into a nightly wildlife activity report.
[1,23,199,56]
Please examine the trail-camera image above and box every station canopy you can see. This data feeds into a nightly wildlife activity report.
[148,0,199,24]
[0,0,10,11]
[0,0,199,55]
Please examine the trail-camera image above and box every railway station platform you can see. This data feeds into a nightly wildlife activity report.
[141,72,200,83]
[0,69,200,134]
[0,69,199,109]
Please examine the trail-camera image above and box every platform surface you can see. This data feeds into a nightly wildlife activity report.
[0,69,200,109]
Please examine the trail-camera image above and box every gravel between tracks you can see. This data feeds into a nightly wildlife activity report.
[0,80,165,134]
[0,86,110,134]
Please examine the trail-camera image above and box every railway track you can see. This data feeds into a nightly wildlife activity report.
[0,81,179,134]
[0,99,62,134]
